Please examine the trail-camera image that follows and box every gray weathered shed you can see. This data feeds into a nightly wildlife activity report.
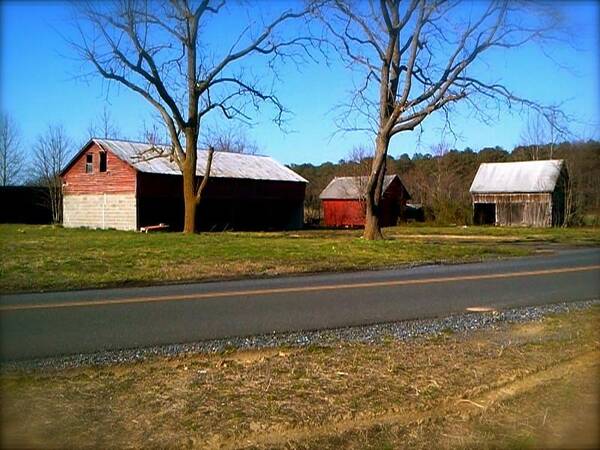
[469,160,568,227]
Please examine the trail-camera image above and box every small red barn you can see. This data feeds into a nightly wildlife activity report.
[60,138,307,231]
[319,175,410,227]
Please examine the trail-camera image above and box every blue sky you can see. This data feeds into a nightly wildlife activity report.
[1,0,598,165]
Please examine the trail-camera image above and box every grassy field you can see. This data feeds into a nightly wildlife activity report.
[1,224,598,293]
[2,306,598,449]
[385,223,600,242]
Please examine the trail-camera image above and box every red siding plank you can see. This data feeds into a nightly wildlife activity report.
[323,200,366,227]
[62,143,137,195]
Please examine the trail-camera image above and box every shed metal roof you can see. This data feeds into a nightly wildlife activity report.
[83,138,307,183]
[319,175,398,200]
[470,160,564,194]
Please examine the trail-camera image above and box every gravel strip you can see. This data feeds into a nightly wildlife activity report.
[2,299,598,372]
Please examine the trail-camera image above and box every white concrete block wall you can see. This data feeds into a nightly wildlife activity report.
[63,194,137,231]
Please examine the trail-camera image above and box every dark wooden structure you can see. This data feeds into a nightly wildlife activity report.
[0,186,52,224]
[60,139,307,231]
[319,175,410,227]
[470,160,568,227]
[136,173,305,231]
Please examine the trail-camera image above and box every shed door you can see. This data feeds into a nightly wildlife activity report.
[474,203,495,225]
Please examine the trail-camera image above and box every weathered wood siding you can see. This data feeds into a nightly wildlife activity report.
[472,193,553,227]
[471,166,568,227]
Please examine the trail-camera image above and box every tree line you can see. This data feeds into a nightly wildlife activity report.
[291,140,600,226]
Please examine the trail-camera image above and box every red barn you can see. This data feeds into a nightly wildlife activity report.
[319,175,410,227]
[60,138,307,231]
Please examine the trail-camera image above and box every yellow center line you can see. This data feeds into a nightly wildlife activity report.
[1,265,599,312]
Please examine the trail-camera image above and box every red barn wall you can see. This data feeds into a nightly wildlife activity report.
[62,143,138,230]
[323,200,365,227]
[322,177,409,228]
[62,142,137,195]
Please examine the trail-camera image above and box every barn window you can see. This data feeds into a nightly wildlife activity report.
[99,152,107,172]
[85,154,93,173]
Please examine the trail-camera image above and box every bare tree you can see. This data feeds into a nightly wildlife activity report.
[345,145,373,213]
[209,124,258,155]
[520,109,567,160]
[323,0,568,239]
[74,0,320,233]
[425,143,470,224]
[562,161,576,227]
[346,145,373,179]
[520,112,545,160]
[87,106,122,140]
[32,125,73,223]
[138,119,170,146]
[0,113,25,186]
[546,109,561,159]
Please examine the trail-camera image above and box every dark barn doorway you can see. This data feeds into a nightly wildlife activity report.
[474,203,495,225]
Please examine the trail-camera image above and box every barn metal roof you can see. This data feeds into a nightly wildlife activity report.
[319,175,398,199]
[90,138,307,183]
[469,160,564,194]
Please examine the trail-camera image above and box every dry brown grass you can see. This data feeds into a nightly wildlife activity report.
[1,307,598,449]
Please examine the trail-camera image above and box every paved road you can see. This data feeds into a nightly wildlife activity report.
[1,247,599,361]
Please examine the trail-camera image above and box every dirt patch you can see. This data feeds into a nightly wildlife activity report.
[1,307,598,449]
[507,321,547,339]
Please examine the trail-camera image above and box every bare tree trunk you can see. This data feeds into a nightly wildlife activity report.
[183,196,198,233]
[563,165,574,227]
[182,147,198,234]
[50,184,62,224]
[364,136,388,240]
[181,143,213,234]
[363,209,383,240]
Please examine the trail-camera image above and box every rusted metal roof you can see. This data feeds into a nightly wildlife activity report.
[92,139,307,183]
[470,160,564,194]
[319,175,398,200]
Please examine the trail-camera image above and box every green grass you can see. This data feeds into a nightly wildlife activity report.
[385,223,600,244]
[0,224,597,293]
